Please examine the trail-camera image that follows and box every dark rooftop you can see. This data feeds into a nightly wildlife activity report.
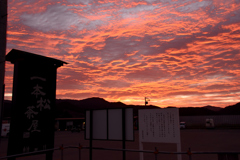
[6,49,67,67]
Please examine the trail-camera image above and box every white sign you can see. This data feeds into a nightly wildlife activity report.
[139,108,180,143]
[138,108,181,160]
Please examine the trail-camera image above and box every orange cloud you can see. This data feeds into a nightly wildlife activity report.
[4,0,240,108]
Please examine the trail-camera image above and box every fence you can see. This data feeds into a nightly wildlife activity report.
[0,145,239,160]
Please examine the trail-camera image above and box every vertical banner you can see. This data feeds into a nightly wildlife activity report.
[6,49,66,157]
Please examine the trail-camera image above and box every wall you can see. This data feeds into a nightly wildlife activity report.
[180,115,240,128]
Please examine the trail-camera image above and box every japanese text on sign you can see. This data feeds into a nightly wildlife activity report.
[139,108,180,143]
[24,77,51,133]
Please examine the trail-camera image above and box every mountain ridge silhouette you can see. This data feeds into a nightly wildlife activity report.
[3,97,240,118]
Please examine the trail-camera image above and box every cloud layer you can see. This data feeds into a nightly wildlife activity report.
[5,0,240,107]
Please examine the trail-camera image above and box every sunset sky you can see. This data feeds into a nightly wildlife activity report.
[4,0,240,108]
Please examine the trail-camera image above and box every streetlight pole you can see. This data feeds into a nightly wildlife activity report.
[144,97,150,108]
[145,97,147,106]
[0,0,7,137]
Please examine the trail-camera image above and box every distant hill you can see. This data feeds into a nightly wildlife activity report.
[2,97,240,118]
[179,107,217,116]
[55,97,159,118]
[55,97,129,118]
[203,105,222,112]
[218,102,240,115]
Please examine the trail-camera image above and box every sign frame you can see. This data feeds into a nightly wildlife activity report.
[85,108,134,141]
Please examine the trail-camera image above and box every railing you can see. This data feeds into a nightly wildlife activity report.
[1,145,240,160]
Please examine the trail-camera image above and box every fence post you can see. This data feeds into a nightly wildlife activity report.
[154,147,158,160]
[187,148,192,160]
[60,144,64,160]
[78,143,82,160]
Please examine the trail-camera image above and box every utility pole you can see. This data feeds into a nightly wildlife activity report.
[0,0,7,137]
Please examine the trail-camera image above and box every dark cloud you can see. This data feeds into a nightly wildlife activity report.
[96,80,132,88]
